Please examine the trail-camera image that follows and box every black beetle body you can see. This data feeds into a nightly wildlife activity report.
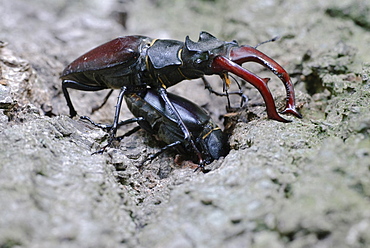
[124,89,228,164]
[82,88,229,165]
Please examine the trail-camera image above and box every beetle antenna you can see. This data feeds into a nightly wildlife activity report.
[254,36,280,49]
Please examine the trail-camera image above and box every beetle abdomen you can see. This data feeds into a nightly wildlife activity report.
[61,36,152,88]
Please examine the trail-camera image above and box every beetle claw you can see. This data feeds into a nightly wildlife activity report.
[211,56,290,122]
[281,106,302,119]
[194,164,205,173]
[92,148,106,155]
[92,135,116,155]
[228,45,302,119]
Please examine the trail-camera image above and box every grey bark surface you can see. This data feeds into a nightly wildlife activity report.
[1,0,370,247]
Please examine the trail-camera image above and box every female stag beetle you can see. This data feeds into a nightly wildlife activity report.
[82,88,229,166]
[61,31,302,163]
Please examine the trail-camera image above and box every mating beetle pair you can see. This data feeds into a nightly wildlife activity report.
[61,32,302,166]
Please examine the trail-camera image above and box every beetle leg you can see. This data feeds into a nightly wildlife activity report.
[81,114,143,153]
[156,87,205,165]
[202,75,247,109]
[62,79,107,117]
[116,126,142,142]
[81,115,143,131]
[212,56,290,122]
[202,76,231,108]
[228,74,248,108]
[140,140,182,167]
[92,86,128,154]
[228,46,302,118]
[91,89,114,114]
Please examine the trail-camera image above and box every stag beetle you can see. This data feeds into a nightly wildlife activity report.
[82,88,229,166]
[61,32,301,162]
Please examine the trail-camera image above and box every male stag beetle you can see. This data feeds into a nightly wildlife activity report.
[82,88,229,166]
[61,31,302,162]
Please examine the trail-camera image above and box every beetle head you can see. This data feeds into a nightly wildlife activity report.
[200,128,229,162]
[182,32,238,73]
[182,32,301,122]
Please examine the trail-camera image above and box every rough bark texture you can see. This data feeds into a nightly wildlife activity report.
[1,0,370,247]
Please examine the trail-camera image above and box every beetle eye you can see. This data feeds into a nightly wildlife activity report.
[195,52,209,64]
